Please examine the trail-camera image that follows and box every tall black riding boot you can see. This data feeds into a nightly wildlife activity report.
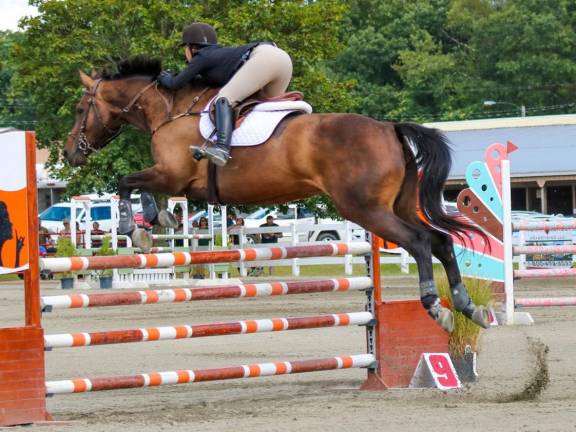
[205,97,233,167]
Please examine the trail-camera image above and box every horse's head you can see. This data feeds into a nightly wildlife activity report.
[64,71,127,166]
[65,57,162,166]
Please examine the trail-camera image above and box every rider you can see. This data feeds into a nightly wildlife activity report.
[158,22,293,167]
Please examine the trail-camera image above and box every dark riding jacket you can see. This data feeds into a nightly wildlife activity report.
[158,43,262,89]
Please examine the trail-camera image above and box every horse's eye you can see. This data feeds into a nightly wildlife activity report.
[76,107,84,114]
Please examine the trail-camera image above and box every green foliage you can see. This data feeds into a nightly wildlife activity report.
[95,235,115,257]
[0,31,36,129]
[55,235,78,257]
[436,275,494,357]
[55,235,78,277]
[334,0,576,122]
[94,235,115,276]
[4,0,576,219]
[6,0,352,200]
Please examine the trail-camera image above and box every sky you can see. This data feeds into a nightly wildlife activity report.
[0,0,38,32]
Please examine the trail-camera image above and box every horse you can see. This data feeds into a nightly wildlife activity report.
[63,57,489,331]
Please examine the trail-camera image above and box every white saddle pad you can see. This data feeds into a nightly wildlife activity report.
[199,99,313,147]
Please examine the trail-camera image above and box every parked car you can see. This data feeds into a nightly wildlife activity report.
[243,207,364,243]
[39,196,141,234]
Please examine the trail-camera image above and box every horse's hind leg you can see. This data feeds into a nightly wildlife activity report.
[429,229,490,328]
[344,206,454,332]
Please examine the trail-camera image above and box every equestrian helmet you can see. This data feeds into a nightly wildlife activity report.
[180,22,218,46]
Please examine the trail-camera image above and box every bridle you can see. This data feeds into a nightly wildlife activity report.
[75,78,210,156]
[76,78,156,155]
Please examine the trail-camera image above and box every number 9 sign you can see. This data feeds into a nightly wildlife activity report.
[410,353,461,390]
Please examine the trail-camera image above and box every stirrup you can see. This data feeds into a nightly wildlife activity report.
[205,147,231,167]
[190,145,207,161]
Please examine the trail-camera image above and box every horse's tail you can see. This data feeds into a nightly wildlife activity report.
[393,122,484,240]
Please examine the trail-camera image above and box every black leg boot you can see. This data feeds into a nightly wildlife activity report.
[205,97,233,167]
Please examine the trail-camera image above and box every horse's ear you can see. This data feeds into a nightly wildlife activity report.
[79,70,94,88]
[90,69,98,79]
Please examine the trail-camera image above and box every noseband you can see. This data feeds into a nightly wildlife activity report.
[76,79,156,155]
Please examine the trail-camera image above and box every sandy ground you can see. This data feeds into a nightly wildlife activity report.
[2,275,576,432]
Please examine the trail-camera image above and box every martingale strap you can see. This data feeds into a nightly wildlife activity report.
[207,162,221,205]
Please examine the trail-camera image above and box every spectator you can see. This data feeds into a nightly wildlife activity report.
[229,217,245,246]
[226,212,237,228]
[260,215,282,243]
[259,215,282,275]
[59,219,71,237]
[192,217,210,279]
[39,226,56,253]
[91,222,105,248]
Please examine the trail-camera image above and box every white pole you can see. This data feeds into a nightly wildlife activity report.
[344,221,352,275]
[221,205,227,248]
[518,229,526,271]
[400,249,410,274]
[181,200,189,248]
[239,226,247,277]
[70,198,78,247]
[502,159,515,325]
[291,223,300,276]
[84,200,91,250]
[110,196,119,251]
[208,204,215,279]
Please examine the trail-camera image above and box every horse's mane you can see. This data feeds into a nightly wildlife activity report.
[101,56,162,80]
[100,55,213,88]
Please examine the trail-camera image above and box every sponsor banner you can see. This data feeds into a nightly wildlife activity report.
[0,130,30,275]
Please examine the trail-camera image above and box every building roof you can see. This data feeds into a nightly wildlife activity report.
[425,114,576,179]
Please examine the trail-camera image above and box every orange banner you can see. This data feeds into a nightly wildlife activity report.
[0,130,30,274]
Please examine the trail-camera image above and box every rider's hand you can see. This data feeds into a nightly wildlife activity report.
[158,71,173,87]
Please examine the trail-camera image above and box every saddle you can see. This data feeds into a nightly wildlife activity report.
[209,91,305,127]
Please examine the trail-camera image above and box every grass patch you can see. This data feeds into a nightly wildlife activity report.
[226,262,433,278]
[0,274,19,281]
[436,275,494,357]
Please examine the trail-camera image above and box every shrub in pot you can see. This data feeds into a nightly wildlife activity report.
[55,236,78,289]
[95,235,115,289]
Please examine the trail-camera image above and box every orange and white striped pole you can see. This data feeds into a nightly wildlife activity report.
[40,242,371,273]
[44,312,373,348]
[45,354,375,395]
[41,277,372,310]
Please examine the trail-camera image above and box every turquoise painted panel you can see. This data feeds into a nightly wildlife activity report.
[454,244,505,282]
[465,161,503,221]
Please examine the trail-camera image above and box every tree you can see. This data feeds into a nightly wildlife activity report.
[9,0,353,197]
[332,0,576,122]
[0,31,36,129]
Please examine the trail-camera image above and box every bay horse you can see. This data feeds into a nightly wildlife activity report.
[64,58,489,331]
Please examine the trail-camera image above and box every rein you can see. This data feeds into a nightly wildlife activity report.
[150,87,211,136]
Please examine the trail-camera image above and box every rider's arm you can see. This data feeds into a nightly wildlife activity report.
[158,57,206,89]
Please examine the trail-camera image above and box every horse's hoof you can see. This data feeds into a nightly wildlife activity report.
[132,228,153,252]
[435,308,455,333]
[118,222,136,236]
[471,306,491,329]
[157,210,179,229]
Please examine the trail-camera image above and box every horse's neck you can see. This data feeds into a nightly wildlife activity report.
[136,85,218,134]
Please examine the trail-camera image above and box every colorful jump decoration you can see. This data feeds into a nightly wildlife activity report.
[453,141,519,283]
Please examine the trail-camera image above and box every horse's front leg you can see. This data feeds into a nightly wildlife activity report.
[117,166,179,249]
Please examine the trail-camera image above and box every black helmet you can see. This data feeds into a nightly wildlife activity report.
[180,22,218,47]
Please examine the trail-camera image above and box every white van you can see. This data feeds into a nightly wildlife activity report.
[39,196,141,234]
